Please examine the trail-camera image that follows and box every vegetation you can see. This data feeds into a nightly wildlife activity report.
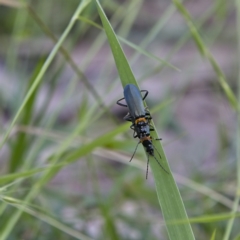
[0,0,239,239]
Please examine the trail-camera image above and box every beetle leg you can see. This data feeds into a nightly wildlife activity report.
[124,113,133,122]
[116,97,127,107]
[140,90,148,100]
[133,132,138,138]
[129,141,140,162]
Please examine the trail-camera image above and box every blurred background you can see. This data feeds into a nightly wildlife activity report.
[0,0,239,239]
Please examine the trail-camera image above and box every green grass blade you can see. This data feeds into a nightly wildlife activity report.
[78,16,180,71]
[101,205,120,240]
[95,0,195,239]
[173,212,240,224]
[1,198,95,240]
[223,196,240,240]
[233,235,240,240]
[95,1,136,88]
[223,0,240,238]
[0,119,129,240]
[210,230,216,240]
[0,0,91,151]
[172,0,238,110]
[0,1,92,239]
[117,36,180,71]
[0,167,49,185]
[9,59,44,172]
[26,4,116,122]
[0,122,128,185]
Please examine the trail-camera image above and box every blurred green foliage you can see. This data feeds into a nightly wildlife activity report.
[0,0,239,239]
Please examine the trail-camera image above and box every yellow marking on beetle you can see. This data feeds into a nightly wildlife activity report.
[135,117,147,124]
[140,136,151,143]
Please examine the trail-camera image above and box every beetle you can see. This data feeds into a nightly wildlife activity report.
[117,84,168,178]
[117,86,150,136]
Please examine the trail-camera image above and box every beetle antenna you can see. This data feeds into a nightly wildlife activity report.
[152,143,162,159]
[130,141,140,162]
[146,155,150,179]
[152,154,169,174]
[152,144,169,174]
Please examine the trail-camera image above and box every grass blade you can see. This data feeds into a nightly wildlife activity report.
[210,230,216,240]
[95,0,195,239]
[0,1,92,239]
[9,59,44,172]
[223,0,240,239]
[0,0,91,151]
[95,1,136,88]
[172,0,238,110]
[78,16,180,71]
